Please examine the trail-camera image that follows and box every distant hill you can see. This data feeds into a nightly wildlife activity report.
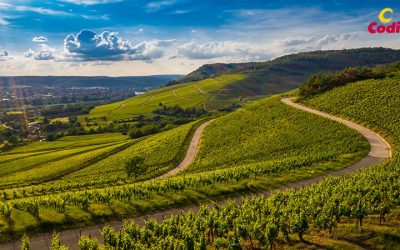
[0,75,182,89]
[168,47,400,99]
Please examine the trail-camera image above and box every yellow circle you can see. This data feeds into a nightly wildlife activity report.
[378,8,393,24]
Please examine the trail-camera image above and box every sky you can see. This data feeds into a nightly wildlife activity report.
[0,0,399,76]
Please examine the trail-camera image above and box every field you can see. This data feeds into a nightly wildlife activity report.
[89,74,245,121]
[0,88,372,240]
[187,96,369,174]
[69,73,400,249]
[0,120,199,190]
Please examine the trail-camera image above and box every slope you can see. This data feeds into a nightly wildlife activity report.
[90,74,245,120]
[170,48,400,99]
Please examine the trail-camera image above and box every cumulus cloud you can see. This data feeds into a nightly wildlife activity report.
[129,39,176,61]
[280,36,316,47]
[0,50,11,61]
[24,49,34,58]
[63,29,175,61]
[32,36,48,43]
[274,33,358,54]
[177,41,270,61]
[25,45,56,60]
[315,33,356,49]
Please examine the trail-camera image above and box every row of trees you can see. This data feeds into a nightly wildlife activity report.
[299,62,400,96]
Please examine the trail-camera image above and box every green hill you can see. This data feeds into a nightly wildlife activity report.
[75,64,400,249]
[90,74,245,120]
[91,48,400,121]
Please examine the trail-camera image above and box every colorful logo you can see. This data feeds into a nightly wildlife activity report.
[368,7,400,33]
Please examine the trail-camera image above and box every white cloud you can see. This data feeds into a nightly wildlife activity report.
[0,3,72,16]
[63,29,175,61]
[0,50,11,61]
[146,1,176,12]
[25,45,56,60]
[0,16,10,26]
[32,36,48,43]
[24,49,34,58]
[177,41,270,60]
[58,0,123,5]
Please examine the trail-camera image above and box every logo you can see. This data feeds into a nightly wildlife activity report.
[368,7,400,33]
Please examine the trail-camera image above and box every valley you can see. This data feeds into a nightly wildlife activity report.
[0,50,400,249]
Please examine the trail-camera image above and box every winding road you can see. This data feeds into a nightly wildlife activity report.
[0,98,391,250]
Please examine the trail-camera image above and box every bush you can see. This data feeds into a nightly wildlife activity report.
[124,156,147,178]
[299,62,400,96]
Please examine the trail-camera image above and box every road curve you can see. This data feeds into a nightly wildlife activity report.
[154,119,214,179]
[0,99,392,250]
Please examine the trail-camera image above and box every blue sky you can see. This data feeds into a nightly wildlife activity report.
[0,0,399,76]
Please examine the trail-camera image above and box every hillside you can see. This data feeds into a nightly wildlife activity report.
[91,48,400,121]
[71,66,400,249]
[0,83,371,244]
[170,48,400,99]
[89,74,245,120]
[0,75,182,89]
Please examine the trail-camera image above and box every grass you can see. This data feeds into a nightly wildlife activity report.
[10,209,38,232]
[38,207,65,224]
[90,74,245,120]
[64,206,91,222]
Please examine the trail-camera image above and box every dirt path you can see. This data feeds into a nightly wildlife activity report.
[0,98,391,250]
[154,119,214,179]
[193,83,206,94]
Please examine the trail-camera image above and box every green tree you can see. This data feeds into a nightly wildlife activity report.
[124,156,146,178]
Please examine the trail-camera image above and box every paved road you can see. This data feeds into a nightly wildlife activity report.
[0,98,391,250]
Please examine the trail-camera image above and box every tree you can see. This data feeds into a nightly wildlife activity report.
[124,156,147,178]
[8,135,18,145]
[46,133,57,141]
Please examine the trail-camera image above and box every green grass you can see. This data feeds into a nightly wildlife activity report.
[65,206,91,222]
[187,95,370,173]
[90,74,245,120]
[10,209,38,231]
[38,207,65,224]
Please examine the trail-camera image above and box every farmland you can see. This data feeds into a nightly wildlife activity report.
[186,96,369,174]
[89,74,246,120]
[67,69,400,249]
[0,86,372,241]
[0,121,199,190]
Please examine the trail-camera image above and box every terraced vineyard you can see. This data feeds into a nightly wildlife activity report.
[90,74,245,120]
[186,96,369,174]
[69,71,400,249]
[0,88,372,243]
[0,121,199,190]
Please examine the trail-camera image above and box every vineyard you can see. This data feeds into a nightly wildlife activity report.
[0,120,199,191]
[64,71,400,249]
[186,96,369,174]
[90,74,245,121]
[0,88,372,242]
